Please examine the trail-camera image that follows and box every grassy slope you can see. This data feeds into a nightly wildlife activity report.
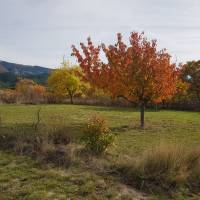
[0,151,146,200]
[0,104,199,199]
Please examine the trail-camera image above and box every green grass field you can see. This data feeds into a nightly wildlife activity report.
[0,104,199,199]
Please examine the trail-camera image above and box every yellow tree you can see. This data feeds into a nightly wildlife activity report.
[48,64,84,104]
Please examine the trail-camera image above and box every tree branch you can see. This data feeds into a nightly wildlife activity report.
[117,95,135,104]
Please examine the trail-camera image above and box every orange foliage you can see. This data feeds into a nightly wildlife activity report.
[16,79,46,104]
[72,32,179,127]
[72,32,178,105]
[0,89,17,103]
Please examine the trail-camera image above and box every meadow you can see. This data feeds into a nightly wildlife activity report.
[0,104,199,200]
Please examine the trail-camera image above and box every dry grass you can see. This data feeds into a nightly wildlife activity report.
[0,105,200,199]
[0,119,73,167]
[116,143,200,195]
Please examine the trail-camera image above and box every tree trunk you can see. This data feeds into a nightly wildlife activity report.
[140,103,145,129]
[155,103,158,112]
[69,94,73,104]
[196,92,200,108]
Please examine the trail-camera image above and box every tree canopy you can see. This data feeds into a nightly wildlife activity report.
[48,63,84,104]
[181,60,200,105]
[72,32,179,128]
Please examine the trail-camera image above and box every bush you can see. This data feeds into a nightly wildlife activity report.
[0,89,17,103]
[45,115,71,145]
[82,115,114,155]
[117,144,200,194]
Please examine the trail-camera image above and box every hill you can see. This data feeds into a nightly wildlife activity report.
[0,60,52,88]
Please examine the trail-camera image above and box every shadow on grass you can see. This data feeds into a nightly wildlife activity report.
[79,105,140,113]
[80,105,158,113]
[111,125,134,133]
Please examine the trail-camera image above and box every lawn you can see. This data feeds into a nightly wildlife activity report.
[0,104,199,199]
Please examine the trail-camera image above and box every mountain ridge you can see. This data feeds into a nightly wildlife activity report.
[0,60,52,88]
[0,60,52,75]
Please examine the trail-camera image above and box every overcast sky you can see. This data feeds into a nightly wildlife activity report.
[0,0,200,68]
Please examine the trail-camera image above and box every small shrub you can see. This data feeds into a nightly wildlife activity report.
[116,144,200,194]
[82,114,114,155]
[45,114,71,145]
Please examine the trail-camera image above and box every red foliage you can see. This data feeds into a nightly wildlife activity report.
[72,32,179,127]
[72,32,178,105]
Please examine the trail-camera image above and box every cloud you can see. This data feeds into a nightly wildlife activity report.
[0,0,200,67]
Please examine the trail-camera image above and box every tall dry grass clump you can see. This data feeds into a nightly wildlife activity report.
[0,112,74,167]
[117,143,200,193]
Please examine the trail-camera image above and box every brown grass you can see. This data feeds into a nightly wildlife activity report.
[116,143,200,195]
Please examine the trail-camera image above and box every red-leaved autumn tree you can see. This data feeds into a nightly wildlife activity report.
[72,32,179,128]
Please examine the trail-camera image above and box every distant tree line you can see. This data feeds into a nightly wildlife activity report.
[0,58,199,110]
[0,32,200,115]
